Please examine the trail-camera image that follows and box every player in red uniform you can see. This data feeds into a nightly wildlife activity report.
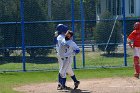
[127,22,140,78]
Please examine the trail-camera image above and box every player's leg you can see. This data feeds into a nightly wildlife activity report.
[67,68,80,89]
[134,56,139,77]
[57,56,63,90]
[66,56,80,89]
[137,48,140,78]
[67,65,79,83]
[59,58,69,89]
[133,47,140,78]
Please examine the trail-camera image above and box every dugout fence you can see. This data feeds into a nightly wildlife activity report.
[0,0,139,72]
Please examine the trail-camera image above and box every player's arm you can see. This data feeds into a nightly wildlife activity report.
[127,38,133,48]
[54,31,58,45]
[68,40,80,54]
[127,31,135,48]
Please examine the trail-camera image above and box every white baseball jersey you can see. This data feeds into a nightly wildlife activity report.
[56,34,68,57]
[62,39,80,57]
[59,39,79,77]
[56,35,79,78]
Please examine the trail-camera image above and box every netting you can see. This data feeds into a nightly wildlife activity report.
[0,0,139,71]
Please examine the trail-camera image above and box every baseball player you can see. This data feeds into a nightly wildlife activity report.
[55,24,80,90]
[58,30,80,90]
[127,22,140,78]
[55,24,68,90]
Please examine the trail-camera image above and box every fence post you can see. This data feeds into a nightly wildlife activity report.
[122,0,127,66]
[80,0,85,68]
[20,0,26,71]
[71,0,76,69]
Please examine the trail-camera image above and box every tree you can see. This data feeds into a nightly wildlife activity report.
[24,0,54,57]
[0,0,55,57]
[73,0,96,40]
[51,0,71,20]
[95,11,122,54]
[0,0,20,57]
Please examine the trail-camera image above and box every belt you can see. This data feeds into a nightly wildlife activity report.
[61,57,68,60]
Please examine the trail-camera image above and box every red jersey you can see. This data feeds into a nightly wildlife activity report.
[128,30,140,47]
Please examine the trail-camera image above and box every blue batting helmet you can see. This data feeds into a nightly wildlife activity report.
[56,24,68,34]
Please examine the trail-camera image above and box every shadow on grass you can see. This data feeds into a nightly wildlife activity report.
[101,53,130,58]
[0,56,58,65]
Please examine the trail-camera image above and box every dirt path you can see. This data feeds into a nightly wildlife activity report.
[13,77,140,93]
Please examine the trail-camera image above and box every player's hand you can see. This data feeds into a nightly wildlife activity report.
[127,39,134,48]
[129,43,133,48]
[74,49,80,54]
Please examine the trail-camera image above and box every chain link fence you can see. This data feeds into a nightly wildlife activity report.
[0,0,139,71]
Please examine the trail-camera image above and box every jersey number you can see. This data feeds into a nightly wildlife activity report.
[65,47,69,53]
[65,49,67,53]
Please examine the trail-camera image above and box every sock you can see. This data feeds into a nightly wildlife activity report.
[62,78,66,87]
[71,75,78,82]
[58,73,62,85]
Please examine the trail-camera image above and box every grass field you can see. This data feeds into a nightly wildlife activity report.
[0,67,134,93]
[0,48,134,71]
[0,47,135,93]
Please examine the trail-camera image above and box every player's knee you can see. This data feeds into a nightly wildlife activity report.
[59,73,66,78]
[67,71,74,76]
[134,56,139,59]
[134,56,139,61]
[134,56,139,64]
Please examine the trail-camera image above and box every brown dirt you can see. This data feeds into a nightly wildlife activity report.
[13,77,140,93]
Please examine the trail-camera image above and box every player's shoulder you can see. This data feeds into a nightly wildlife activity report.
[62,38,66,43]
[132,30,137,34]
[66,40,73,43]
[57,34,65,40]
[131,30,140,35]
[67,40,77,46]
[129,30,137,36]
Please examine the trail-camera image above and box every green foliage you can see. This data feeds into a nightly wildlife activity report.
[84,0,96,20]
[125,18,140,36]
[0,0,96,45]
[95,11,122,54]
[52,0,71,20]
[0,0,20,22]
[0,0,58,57]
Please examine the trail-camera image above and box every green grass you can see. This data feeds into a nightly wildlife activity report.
[0,71,58,93]
[0,49,134,71]
[0,67,134,93]
[76,51,133,67]
[0,48,135,93]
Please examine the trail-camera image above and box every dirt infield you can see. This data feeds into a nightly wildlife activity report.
[13,77,140,93]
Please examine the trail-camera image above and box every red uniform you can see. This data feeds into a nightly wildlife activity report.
[127,22,140,78]
[128,30,140,47]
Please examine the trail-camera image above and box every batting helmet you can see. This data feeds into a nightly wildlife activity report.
[56,24,68,34]
[134,22,140,30]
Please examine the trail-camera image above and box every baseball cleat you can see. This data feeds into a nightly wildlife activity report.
[134,73,139,79]
[62,86,68,90]
[57,84,63,90]
[74,81,80,89]
[57,84,69,90]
